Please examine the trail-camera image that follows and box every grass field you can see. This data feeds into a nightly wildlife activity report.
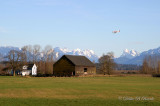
[0,75,159,106]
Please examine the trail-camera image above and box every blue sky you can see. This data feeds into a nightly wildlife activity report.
[0,0,160,57]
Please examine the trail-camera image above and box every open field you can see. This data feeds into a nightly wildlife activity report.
[0,76,159,106]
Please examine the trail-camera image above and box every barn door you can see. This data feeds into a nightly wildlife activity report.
[72,71,75,76]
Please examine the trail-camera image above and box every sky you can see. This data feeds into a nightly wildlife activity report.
[0,0,160,57]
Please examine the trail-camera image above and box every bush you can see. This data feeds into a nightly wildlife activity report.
[152,74,160,77]
[127,72,131,74]
[0,74,12,76]
[132,72,136,74]
[36,74,53,77]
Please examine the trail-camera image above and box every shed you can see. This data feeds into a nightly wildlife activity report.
[53,55,96,77]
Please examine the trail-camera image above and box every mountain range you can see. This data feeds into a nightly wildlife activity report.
[0,46,21,56]
[53,47,99,62]
[0,46,99,63]
[115,47,160,65]
[1,46,160,65]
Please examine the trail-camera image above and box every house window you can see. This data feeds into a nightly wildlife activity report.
[84,68,87,72]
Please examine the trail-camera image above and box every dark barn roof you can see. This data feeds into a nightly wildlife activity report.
[63,55,95,67]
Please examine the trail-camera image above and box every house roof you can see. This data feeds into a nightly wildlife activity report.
[64,55,95,67]
[27,64,34,68]
[23,64,36,70]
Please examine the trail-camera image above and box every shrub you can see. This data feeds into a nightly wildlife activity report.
[36,74,53,77]
[152,74,160,77]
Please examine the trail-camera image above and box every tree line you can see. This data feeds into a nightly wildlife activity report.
[115,64,141,70]
[0,46,117,76]
[141,55,160,74]
[4,47,160,76]
[1,45,55,76]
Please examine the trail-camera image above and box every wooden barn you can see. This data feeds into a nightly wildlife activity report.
[53,55,96,77]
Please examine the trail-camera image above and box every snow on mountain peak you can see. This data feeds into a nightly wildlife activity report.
[53,47,99,62]
[115,47,160,65]
[130,49,138,56]
[86,49,95,54]
[121,49,139,59]
[124,49,129,53]
[74,48,81,52]
[0,46,99,63]
[60,48,70,53]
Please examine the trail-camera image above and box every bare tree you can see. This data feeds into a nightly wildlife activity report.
[141,55,160,74]
[7,50,22,76]
[99,52,115,75]
[26,45,33,62]
[141,58,149,74]
[157,61,160,74]
[36,45,54,75]
[0,63,3,75]
[21,46,28,65]
[33,45,41,64]
[43,45,54,74]
[0,53,3,62]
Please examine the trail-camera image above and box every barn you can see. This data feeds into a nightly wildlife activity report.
[53,55,96,77]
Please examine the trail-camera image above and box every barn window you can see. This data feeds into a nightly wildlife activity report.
[84,68,87,72]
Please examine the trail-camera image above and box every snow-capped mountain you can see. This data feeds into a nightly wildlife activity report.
[115,47,160,65]
[53,47,99,62]
[120,49,139,59]
[2,45,160,65]
[0,46,21,56]
[114,49,139,64]
[0,46,99,63]
[140,47,160,56]
[126,47,160,65]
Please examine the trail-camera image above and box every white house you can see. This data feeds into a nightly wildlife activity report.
[21,64,37,76]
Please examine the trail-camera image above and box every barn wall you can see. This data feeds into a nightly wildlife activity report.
[53,57,75,77]
[75,66,96,76]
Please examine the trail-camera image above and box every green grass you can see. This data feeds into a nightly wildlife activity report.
[0,76,159,106]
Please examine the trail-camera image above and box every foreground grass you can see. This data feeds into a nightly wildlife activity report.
[0,76,159,105]
[0,98,160,106]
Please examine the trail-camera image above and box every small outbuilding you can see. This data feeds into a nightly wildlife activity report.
[21,64,37,76]
[53,55,96,77]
